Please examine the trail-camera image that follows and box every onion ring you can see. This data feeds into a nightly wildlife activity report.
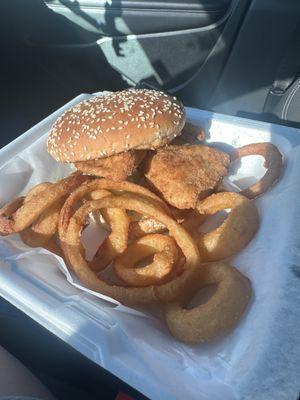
[129,217,166,239]
[0,185,63,255]
[113,234,179,287]
[182,209,206,233]
[20,201,62,247]
[59,184,130,272]
[59,179,170,272]
[91,205,130,272]
[61,193,201,305]
[0,196,25,235]
[59,179,170,237]
[20,199,64,254]
[224,142,283,199]
[0,172,88,235]
[164,262,252,344]
[19,182,64,255]
[128,206,187,239]
[24,182,52,201]
[194,192,259,261]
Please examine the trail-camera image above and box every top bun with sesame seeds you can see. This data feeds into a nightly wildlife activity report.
[47,89,186,163]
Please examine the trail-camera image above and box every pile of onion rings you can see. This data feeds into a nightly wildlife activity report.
[59,190,201,305]
[0,140,284,344]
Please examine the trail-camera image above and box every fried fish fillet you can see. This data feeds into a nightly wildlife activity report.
[75,150,146,181]
[143,145,230,209]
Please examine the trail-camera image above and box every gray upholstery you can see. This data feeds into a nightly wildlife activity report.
[0,346,55,400]
[277,78,300,125]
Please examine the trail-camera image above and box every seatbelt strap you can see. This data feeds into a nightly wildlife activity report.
[264,23,300,112]
[270,24,300,94]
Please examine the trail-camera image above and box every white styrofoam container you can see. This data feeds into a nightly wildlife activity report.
[1,93,300,400]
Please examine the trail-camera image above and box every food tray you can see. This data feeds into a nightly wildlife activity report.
[1,93,300,400]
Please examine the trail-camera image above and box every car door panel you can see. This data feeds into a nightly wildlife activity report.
[45,0,230,36]
[39,0,248,95]
[0,0,249,118]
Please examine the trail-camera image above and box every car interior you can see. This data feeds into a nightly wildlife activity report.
[0,0,300,399]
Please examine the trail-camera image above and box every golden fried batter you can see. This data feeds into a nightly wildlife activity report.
[172,121,205,145]
[75,150,146,181]
[143,145,230,209]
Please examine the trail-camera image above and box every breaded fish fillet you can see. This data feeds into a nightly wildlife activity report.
[143,145,229,209]
[75,150,146,181]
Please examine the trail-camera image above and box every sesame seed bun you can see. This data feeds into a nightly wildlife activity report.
[47,89,186,163]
